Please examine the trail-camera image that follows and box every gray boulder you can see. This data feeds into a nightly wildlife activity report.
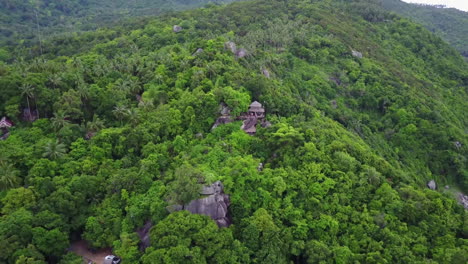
[136,221,152,251]
[427,180,436,190]
[173,25,183,33]
[352,50,363,58]
[224,41,237,54]
[235,48,248,58]
[172,181,231,227]
[193,48,204,56]
[185,193,230,227]
[457,193,468,210]
[261,68,270,78]
[200,180,224,195]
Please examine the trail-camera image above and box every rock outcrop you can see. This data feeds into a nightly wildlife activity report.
[173,25,183,33]
[224,41,237,54]
[175,181,231,227]
[136,221,152,251]
[457,193,468,210]
[352,50,363,58]
[211,103,233,130]
[235,48,248,58]
[261,68,270,78]
[427,180,436,190]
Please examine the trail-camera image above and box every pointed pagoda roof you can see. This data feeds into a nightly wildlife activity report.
[249,101,265,112]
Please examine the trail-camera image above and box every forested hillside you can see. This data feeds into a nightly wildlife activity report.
[380,0,468,57]
[0,0,467,263]
[0,0,238,47]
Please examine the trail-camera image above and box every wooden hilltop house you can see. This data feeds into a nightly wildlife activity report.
[239,101,270,134]
[212,101,271,134]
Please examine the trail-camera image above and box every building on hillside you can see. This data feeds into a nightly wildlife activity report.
[0,117,13,140]
[0,117,12,128]
[212,100,270,135]
[247,101,265,118]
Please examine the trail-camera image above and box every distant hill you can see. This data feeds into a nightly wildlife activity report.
[380,0,468,57]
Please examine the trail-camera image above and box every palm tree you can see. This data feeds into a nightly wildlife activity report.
[126,108,139,126]
[43,140,66,160]
[0,163,20,190]
[84,115,105,139]
[19,84,35,115]
[114,79,130,94]
[127,78,141,95]
[51,111,71,132]
[113,105,128,125]
[49,73,63,89]
[76,82,90,108]
[86,115,105,133]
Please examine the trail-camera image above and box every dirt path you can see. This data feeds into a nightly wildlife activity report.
[69,240,112,264]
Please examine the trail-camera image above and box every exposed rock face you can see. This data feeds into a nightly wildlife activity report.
[193,48,204,56]
[241,117,258,134]
[427,180,436,190]
[457,193,468,210]
[235,48,248,58]
[136,221,152,251]
[212,117,233,130]
[261,68,270,78]
[257,163,263,172]
[201,180,224,195]
[211,103,233,130]
[173,25,183,33]
[224,41,237,54]
[0,132,10,140]
[23,108,38,122]
[184,181,231,227]
[352,50,363,58]
[261,119,271,128]
[329,76,341,86]
[219,104,231,116]
[185,193,231,227]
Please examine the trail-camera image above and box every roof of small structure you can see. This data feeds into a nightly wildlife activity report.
[249,101,265,112]
[0,117,12,128]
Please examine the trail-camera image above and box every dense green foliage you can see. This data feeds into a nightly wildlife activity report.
[0,0,467,263]
[0,0,238,47]
[379,0,468,57]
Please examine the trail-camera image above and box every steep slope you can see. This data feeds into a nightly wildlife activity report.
[379,0,468,57]
[0,0,467,263]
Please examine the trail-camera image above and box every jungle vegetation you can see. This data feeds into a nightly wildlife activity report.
[0,0,467,263]
[379,0,468,57]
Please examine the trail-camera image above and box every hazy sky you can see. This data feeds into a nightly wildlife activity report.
[402,0,468,11]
